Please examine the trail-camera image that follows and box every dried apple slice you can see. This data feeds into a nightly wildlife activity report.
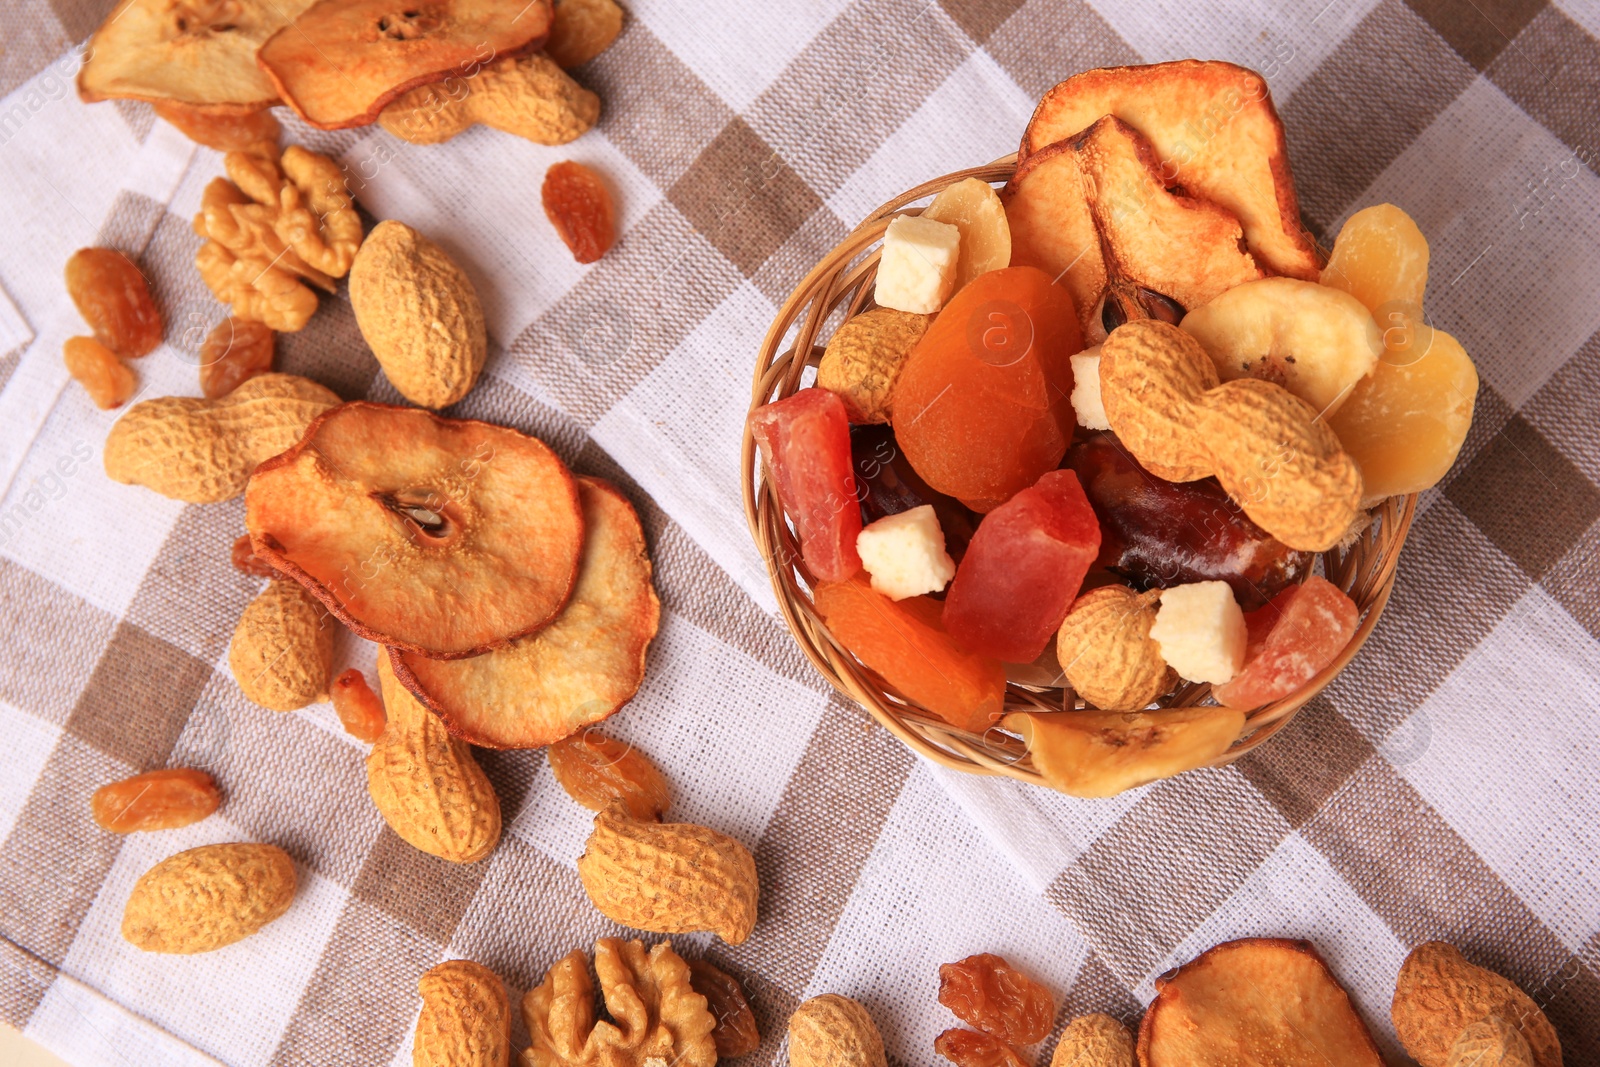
[1021,60,1321,281]
[1003,141,1106,338]
[257,0,555,129]
[78,0,317,110]
[1138,938,1385,1066]
[390,477,659,748]
[246,403,583,658]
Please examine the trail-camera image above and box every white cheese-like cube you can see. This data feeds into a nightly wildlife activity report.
[855,505,956,600]
[1070,346,1109,430]
[1149,581,1247,684]
[874,215,960,314]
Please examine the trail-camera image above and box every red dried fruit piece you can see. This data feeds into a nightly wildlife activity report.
[62,336,137,409]
[814,573,1005,733]
[1069,432,1310,610]
[943,469,1101,663]
[91,768,220,832]
[935,1029,1028,1067]
[750,388,863,583]
[852,423,979,563]
[547,729,672,820]
[330,668,387,744]
[65,248,162,357]
[1212,576,1358,710]
[939,954,1055,1045]
[890,266,1081,511]
[688,959,761,1058]
[231,533,279,578]
[543,160,616,264]
[199,317,276,399]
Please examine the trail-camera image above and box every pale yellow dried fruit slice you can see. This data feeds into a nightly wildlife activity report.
[922,177,1011,293]
[1004,707,1244,797]
[391,477,659,748]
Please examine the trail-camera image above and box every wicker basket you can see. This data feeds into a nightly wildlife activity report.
[741,156,1416,787]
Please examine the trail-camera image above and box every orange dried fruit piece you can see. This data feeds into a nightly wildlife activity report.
[65,248,162,357]
[939,954,1054,1045]
[1003,142,1105,341]
[63,337,137,410]
[813,573,1005,734]
[889,266,1081,511]
[687,959,761,1058]
[331,668,387,744]
[231,533,278,578]
[91,768,220,832]
[547,728,672,820]
[543,161,616,264]
[199,317,276,399]
[1138,938,1385,1065]
[935,1030,1028,1067]
[246,402,584,658]
[390,477,659,747]
[258,0,555,129]
[547,0,626,68]
[152,101,280,153]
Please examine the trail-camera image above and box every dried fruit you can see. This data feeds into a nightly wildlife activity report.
[246,403,584,658]
[943,469,1101,664]
[62,336,137,410]
[938,953,1054,1044]
[1320,203,1429,323]
[817,308,933,424]
[548,729,671,820]
[889,266,1080,511]
[750,388,863,583]
[1446,1016,1535,1067]
[1051,1015,1134,1067]
[330,668,387,744]
[789,995,888,1067]
[1055,586,1172,711]
[414,959,511,1067]
[232,533,278,578]
[814,574,1005,734]
[688,959,760,1058]
[1138,938,1383,1065]
[852,424,979,562]
[1212,577,1358,710]
[1098,320,1363,551]
[258,0,555,129]
[104,373,339,504]
[65,247,162,357]
[1003,143,1104,341]
[1392,942,1561,1067]
[577,802,758,944]
[229,579,335,711]
[543,161,616,264]
[91,768,220,833]
[546,0,625,68]
[922,177,1012,294]
[367,655,502,863]
[523,939,717,1067]
[1005,706,1245,797]
[121,842,296,954]
[152,101,280,153]
[349,220,487,408]
[198,317,275,399]
[381,52,599,145]
[935,1030,1027,1067]
[389,478,659,747]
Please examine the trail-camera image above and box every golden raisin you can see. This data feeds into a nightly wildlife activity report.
[91,768,220,832]
[547,729,670,819]
[199,316,276,398]
[65,247,162,356]
[63,336,137,409]
[938,954,1055,1044]
[231,534,278,578]
[542,161,615,264]
[688,959,760,1057]
[152,101,281,154]
[330,668,387,744]
[934,1030,1028,1067]
[546,0,624,68]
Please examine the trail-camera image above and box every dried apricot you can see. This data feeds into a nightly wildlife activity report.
[199,316,276,399]
[546,0,625,68]
[65,247,162,357]
[152,101,280,154]
[547,729,671,820]
[543,161,615,264]
[91,768,220,833]
[63,336,137,409]
[688,959,761,1057]
[330,668,387,744]
[231,534,278,578]
[938,953,1055,1045]
[935,1030,1028,1067]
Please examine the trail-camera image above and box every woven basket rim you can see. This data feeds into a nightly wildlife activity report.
[742,157,1416,789]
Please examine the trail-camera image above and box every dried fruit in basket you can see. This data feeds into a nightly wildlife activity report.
[153,101,280,154]
[818,309,932,424]
[63,337,137,410]
[1138,938,1384,1065]
[390,477,659,747]
[750,388,863,583]
[330,669,387,744]
[688,959,761,1058]
[91,769,220,833]
[543,161,617,263]
[935,1030,1027,1067]
[922,178,1012,294]
[1212,576,1358,710]
[938,954,1054,1045]
[246,403,584,657]
[548,729,672,820]
[852,424,978,562]
[1391,941,1561,1067]
[890,266,1081,511]
[1005,707,1244,798]
[1055,586,1172,712]
[199,317,275,399]
[814,574,1004,734]
[381,52,600,146]
[1068,432,1310,611]
[1003,143,1104,341]
[942,470,1100,664]
[65,248,162,357]
[546,0,626,68]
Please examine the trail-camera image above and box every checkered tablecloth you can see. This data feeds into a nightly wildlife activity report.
[1,1,1597,1064]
